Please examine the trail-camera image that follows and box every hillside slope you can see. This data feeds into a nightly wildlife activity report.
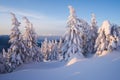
[0,50,120,80]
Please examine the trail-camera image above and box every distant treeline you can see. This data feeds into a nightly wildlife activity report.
[0,35,60,53]
[0,35,10,52]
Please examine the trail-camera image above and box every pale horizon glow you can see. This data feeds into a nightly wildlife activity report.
[0,6,66,36]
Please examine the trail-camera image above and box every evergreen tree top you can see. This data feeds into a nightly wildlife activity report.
[68,5,76,17]
[10,12,20,26]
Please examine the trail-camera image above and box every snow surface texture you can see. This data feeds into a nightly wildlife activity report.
[0,50,120,80]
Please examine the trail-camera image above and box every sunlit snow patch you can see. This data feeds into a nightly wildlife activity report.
[66,57,79,66]
[99,51,109,57]
[66,53,85,66]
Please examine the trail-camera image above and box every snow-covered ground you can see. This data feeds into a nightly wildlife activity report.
[0,50,120,80]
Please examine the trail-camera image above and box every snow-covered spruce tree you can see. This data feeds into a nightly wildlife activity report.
[0,49,9,73]
[49,40,59,61]
[2,48,12,73]
[23,17,43,62]
[57,38,63,60]
[41,38,48,61]
[87,13,98,54]
[2,48,10,66]
[58,38,63,52]
[116,26,120,47]
[41,39,60,61]
[61,6,84,60]
[2,48,8,59]
[111,24,120,48]
[47,40,53,61]
[0,49,13,73]
[41,39,55,61]
[0,52,6,73]
[78,16,93,56]
[8,13,25,70]
[95,20,120,55]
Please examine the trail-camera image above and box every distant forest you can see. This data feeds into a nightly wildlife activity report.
[0,35,60,53]
[0,35,10,52]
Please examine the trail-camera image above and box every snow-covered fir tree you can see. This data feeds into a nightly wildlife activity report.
[41,38,48,61]
[61,6,85,60]
[78,17,92,56]
[95,20,120,55]
[0,52,6,73]
[87,13,98,54]
[41,38,60,61]
[8,13,25,69]
[57,38,63,60]
[2,49,7,58]
[58,38,63,51]
[44,40,53,61]
[116,26,120,46]
[41,38,53,61]
[2,49,10,66]
[0,49,9,73]
[0,49,12,73]
[49,40,59,61]
[23,17,43,62]
[111,24,120,48]
[47,40,54,61]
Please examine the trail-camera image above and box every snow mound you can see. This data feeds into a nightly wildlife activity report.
[66,57,79,66]
[98,50,109,57]
[66,53,85,66]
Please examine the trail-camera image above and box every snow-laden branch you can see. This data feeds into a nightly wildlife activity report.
[10,12,20,26]
[23,16,31,28]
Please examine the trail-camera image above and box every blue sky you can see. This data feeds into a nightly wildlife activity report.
[0,0,120,35]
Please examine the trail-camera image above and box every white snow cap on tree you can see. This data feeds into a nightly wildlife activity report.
[100,20,111,35]
[68,5,76,17]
